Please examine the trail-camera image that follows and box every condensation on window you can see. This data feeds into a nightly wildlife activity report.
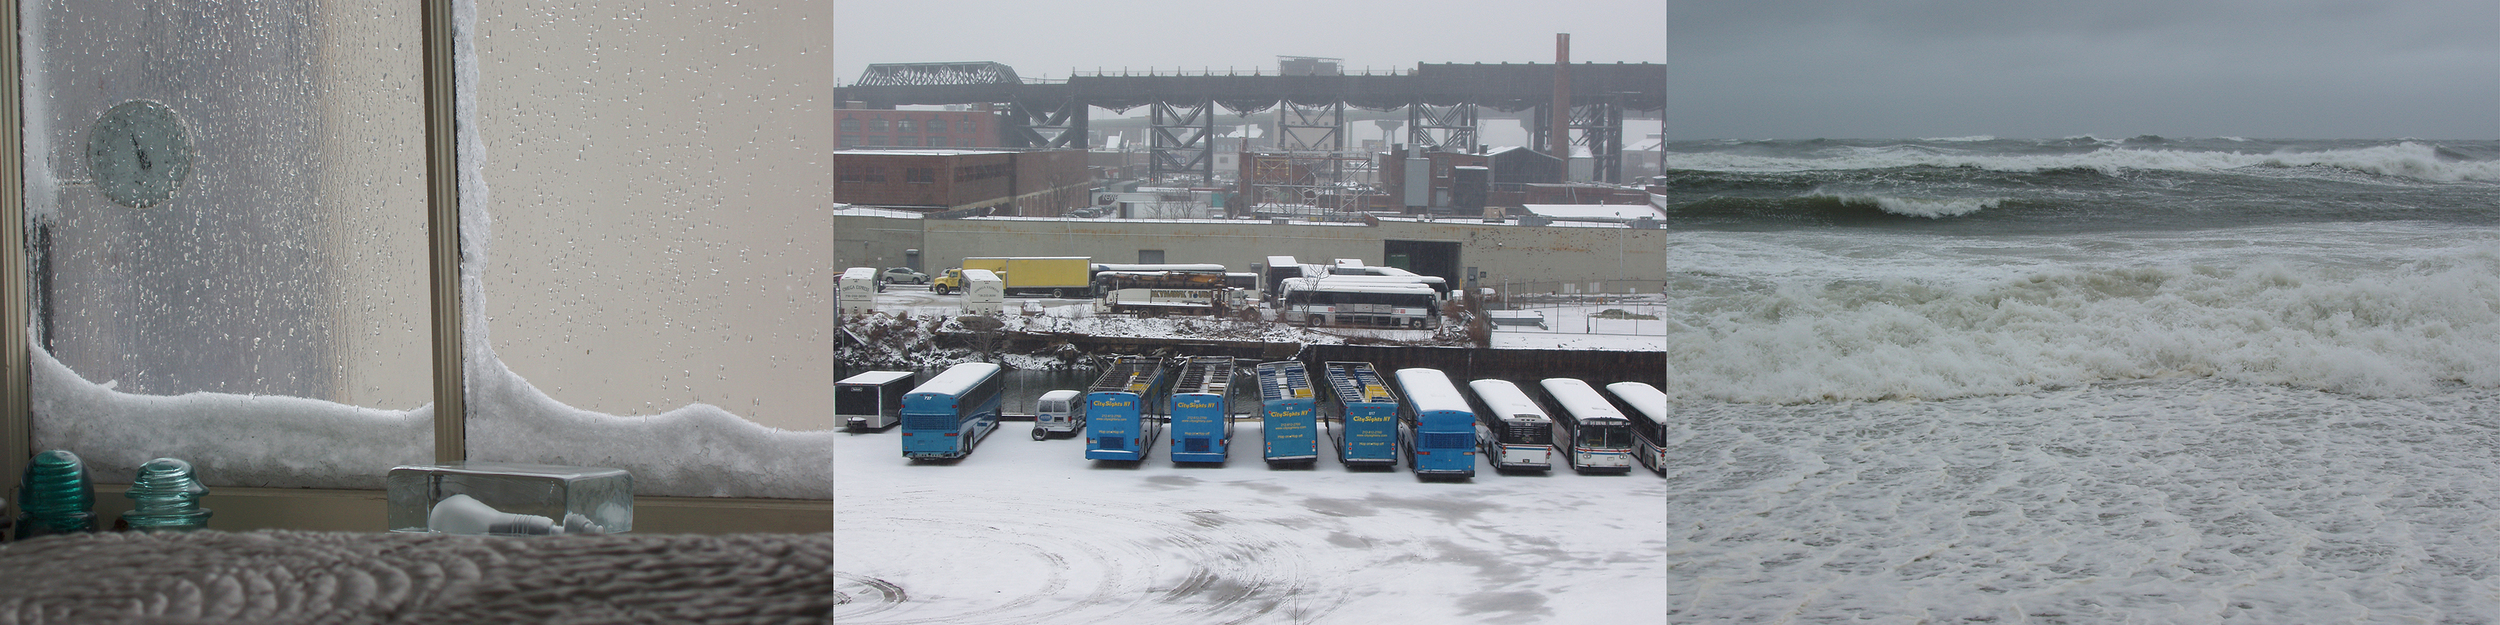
[22,0,432,486]
[19,1,833,500]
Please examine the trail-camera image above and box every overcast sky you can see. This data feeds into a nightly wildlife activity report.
[1671,1,2500,140]
[832,0,1666,92]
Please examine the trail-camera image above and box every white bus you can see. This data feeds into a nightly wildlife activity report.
[1319,264,1449,299]
[1607,382,1669,475]
[1541,378,1635,474]
[1278,277,1439,329]
[1465,379,1554,472]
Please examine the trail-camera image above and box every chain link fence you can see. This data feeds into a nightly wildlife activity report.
[1470,280,1668,336]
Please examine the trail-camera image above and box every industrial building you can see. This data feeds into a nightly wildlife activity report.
[833,208,1668,299]
[832,148,1094,216]
[836,106,1003,148]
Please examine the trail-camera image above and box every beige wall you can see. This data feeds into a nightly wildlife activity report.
[477,2,834,430]
[835,214,929,272]
[834,216,1668,287]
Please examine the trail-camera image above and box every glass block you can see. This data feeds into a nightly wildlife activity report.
[387,462,631,535]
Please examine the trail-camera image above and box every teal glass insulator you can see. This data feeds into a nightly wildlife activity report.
[16,450,96,539]
[122,458,212,532]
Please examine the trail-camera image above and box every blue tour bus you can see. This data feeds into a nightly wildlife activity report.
[1320,361,1399,468]
[1254,360,1319,467]
[1542,378,1637,474]
[899,362,1004,460]
[1392,368,1478,478]
[1167,356,1238,464]
[1085,356,1173,461]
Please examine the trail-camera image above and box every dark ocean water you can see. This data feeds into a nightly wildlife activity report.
[1662,137,2500,233]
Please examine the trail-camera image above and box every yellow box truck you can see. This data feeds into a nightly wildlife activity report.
[934,257,1093,298]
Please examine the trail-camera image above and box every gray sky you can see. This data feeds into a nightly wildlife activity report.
[833,0,1666,90]
[1672,1,2500,140]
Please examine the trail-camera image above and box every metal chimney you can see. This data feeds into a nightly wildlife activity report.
[1551,33,1572,167]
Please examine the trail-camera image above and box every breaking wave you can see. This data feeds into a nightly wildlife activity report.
[1818,193,2003,218]
[1655,243,2500,404]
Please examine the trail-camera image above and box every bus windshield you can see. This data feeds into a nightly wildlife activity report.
[1506,420,1552,445]
[1577,423,1632,449]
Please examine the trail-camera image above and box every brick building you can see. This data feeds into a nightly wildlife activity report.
[836,108,1001,148]
[1377,150,1488,213]
[833,149,1094,216]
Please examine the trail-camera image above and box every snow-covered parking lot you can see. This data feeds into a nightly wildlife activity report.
[856,284,1669,352]
[831,419,1668,624]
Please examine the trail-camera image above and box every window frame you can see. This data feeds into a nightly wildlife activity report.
[0,0,826,532]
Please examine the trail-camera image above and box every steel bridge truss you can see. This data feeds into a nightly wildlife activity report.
[1269,100,1348,202]
[839,62,1662,186]
[1529,97,1627,184]
[1006,97,1088,149]
[1149,100,1215,182]
[1406,102,1478,153]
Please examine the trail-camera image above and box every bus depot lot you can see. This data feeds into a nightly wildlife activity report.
[867,284,1668,351]
[831,420,1667,624]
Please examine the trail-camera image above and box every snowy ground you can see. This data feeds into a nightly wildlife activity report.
[860,285,1667,352]
[830,420,1668,624]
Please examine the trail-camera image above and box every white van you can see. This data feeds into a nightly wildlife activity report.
[1032,389,1086,440]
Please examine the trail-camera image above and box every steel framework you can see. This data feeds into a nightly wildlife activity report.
[853,62,1023,87]
[836,61,1663,183]
[1407,102,1478,153]
[1006,96,1088,149]
[1270,100,1346,201]
[1529,98,1627,184]
[1148,100,1214,182]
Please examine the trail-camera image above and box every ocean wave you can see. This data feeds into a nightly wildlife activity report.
[1656,247,2500,403]
[1817,193,2002,218]
[1675,141,2500,183]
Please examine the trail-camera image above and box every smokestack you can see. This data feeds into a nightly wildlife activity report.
[1551,33,1572,167]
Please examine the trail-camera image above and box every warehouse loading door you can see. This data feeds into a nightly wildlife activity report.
[1382,240,1461,288]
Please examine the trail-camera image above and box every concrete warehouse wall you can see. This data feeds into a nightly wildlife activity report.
[833,215,1667,290]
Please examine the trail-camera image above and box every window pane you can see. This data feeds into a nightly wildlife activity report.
[473,1,833,499]
[25,0,430,488]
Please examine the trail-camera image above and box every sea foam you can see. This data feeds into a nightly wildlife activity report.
[1655,230,2500,403]
[1817,193,2004,218]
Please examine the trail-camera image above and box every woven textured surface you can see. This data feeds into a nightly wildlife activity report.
[0,530,831,624]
